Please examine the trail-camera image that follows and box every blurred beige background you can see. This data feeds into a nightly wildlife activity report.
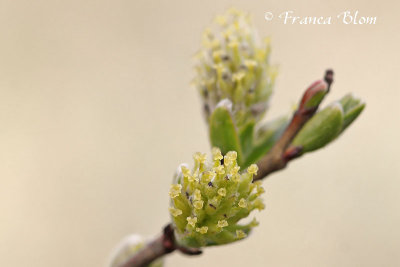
[1,0,399,266]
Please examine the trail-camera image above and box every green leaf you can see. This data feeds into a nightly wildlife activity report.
[209,106,243,164]
[239,120,255,156]
[339,93,360,112]
[339,93,365,132]
[241,116,288,168]
[292,103,344,153]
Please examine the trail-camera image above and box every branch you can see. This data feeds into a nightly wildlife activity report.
[254,70,334,181]
[118,70,334,266]
[119,224,201,267]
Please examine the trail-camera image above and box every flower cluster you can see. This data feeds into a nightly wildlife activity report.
[193,8,277,129]
[169,148,265,248]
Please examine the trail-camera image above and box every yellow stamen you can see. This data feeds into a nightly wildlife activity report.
[247,164,259,175]
[169,207,182,217]
[229,165,240,175]
[253,199,265,211]
[201,171,215,183]
[193,189,202,201]
[193,200,204,210]
[224,151,237,166]
[193,152,207,165]
[217,220,228,228]
[214,165,225,175]
[218,188,227,197]
[196,226,208,234]
[169,184,182,199]
[212,147,223,161]
[238,198,247,208]
[181,166,191,177]
[186,216,197,227]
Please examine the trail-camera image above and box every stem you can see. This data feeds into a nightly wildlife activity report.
[253,108,315,180]
[254,69,334,181]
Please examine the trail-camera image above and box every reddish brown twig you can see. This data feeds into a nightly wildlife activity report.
[254,69,333,181]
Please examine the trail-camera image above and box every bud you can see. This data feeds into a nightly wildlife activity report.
[299,80,328,110]
[194,8,277,130]
[291,91,365,154]
[169,148,265,248]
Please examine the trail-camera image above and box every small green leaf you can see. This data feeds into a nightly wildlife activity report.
[339,93,360,112]
[209,106,243,164]
[339,93,365,132]
[292,103,344,153]
[241,116,288,168]
[239,120,255,156]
